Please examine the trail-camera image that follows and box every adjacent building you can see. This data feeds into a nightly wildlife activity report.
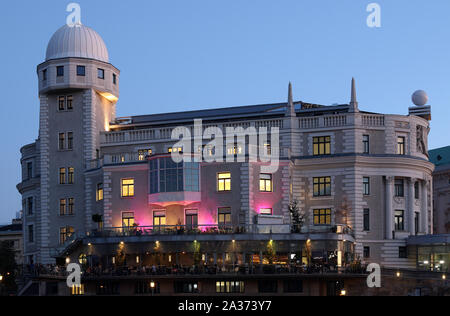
[0,216,23,266]
[17,22,439,295]
[429,146,450,234]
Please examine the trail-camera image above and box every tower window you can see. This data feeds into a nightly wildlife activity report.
[59,168,66,184]
[27,197,33,215]
[113,74,117,85]
[414,182,420,199]
[58,133,66,150]
[67,96,73,110]
[68,168,75,184]
[27,162,33,180]
[58,96,66,111]
[42,69,47,81]
[77,65,86,76]
[98,68,105,79]
[57,66,64,77]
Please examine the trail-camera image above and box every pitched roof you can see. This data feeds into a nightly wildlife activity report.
[429,146,450,166]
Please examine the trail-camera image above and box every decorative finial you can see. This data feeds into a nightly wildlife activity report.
[287,82,295,116]
[349,77,359,113]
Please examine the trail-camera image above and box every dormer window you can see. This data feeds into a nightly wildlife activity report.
[98,68,105,79]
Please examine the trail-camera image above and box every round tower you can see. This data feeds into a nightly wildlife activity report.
[35,24,119,263]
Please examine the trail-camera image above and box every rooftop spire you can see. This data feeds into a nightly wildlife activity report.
[349,77,359,113]
[286,82,295,116]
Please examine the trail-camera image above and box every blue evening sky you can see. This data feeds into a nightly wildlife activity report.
[1,0,449,223]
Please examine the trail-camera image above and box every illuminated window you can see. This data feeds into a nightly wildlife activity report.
[153,211,166,226]
[313,177,331,197]
[59,199,66,216]
[98,68,105,79]
[260,208,273,215]
[217,172,231,192]
[218,208,232,227]
[260,174,273,192]
[168,147,183,153]
[397,136,405,155]
[68,198,74,215]
[216,281,245,293]
[58,133,65,150]
[67,132,73,150]
[59,168,66,184]
[264,142,272,156]
[227,144,243,156]
[67,96,73,110]
[186,210,198,229]
[174,282,199,294]
[78,254,87,265]
[96,183,104,201]
[68,168,75,184]
[313,136,331,156]
[122,212,135,228]
[138,149,152,161]
[57,66,64,77]
[58,96,66,111]
[395,210,405,231]
[121,179,135,197]
[60,226,74,244]
[313,209,332,225]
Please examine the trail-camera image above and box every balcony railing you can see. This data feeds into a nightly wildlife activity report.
[87,224,353,238]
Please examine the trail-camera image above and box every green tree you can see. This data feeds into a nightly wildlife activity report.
[289,200,306,233]
[0,241,18,295]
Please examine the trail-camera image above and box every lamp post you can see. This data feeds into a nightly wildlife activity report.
[150,281,155,296]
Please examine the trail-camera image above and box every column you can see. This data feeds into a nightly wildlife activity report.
[385,176,394,239]
[408,178,416,236]
[421,180,428,234]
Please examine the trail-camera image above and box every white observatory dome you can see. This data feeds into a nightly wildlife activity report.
[412,90,428,106]
[45,24,109,63]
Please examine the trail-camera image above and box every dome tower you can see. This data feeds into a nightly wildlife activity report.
[34,24,120,263]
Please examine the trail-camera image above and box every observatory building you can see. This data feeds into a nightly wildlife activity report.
[17,23,438,295]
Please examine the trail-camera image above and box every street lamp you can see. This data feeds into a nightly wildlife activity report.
[150,281,155,296]
[0,275,3,282]
[340,289,347,296]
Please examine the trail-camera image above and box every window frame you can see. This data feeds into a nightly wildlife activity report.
[56,66,64,77]
[363,135,370,154]
[313,208,332,226]
[313,136,331,156]
[217,172,231,192]
[96,183,104,202]
[97,68,105,80]
[68,167,75,184]
[394,210,405,231]
[121,178,135,197]
[77,65,86,77]
[363,209,370,231]
[363,177,370,196]
[397,136,406,155]
[259,173,273,192]
[59,168,66,185]
[218,208,232,227]
[395,179,404,197]
[313,177,331,197]
[122,211,135,228]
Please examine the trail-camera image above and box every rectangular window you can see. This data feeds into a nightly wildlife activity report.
[414,182,419,199]
[174,282,199,294]
[77,65,85,76]
[96,183,104,201]
[57,66,64,77]
[283,280,303,293]
[68,167,75,184]
[395,179,404,197]
[113,74,117,85]
[185,210,198,230]
[59,168,66,184]
[227,144,243,156]
[153,211,166,227]
[260,208,273,215]
[395,210,405,231]
[27,197,33,215]
[397,136,406,155]
[121,179,135,197]
[58,133,65,150]
[122,212,135,228]
[258,280,278,293]
[216,281,245,294]
[218,208,232,227]
[364,247,370,259]
[260,174,273,192]
[66,95,73,110]
[363,177,370,195]
[415,212,420,235]
[43,69,47,81]
[28,225,34,243]
[363,135,370,154]
[27,162,33,180]
[138,149,152,161]
[60,226,74,244]
[68,198,74,215]
[217,172,231,192]
[71,284,85,296]
[59,199,66,216]
[313,136,331,156]
[363,209,370,231]
[67,132,73,150]
[58,96,66,111]
[313,177,331,197]
[313,209,332,225]
[399,247,408,259]
[168,147,183,153]
[98,68,105,79]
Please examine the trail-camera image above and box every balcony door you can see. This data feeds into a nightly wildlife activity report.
[185,210,198,230]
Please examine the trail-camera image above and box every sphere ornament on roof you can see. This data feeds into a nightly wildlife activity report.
[45,23,109,63]
[412,90,428,106]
